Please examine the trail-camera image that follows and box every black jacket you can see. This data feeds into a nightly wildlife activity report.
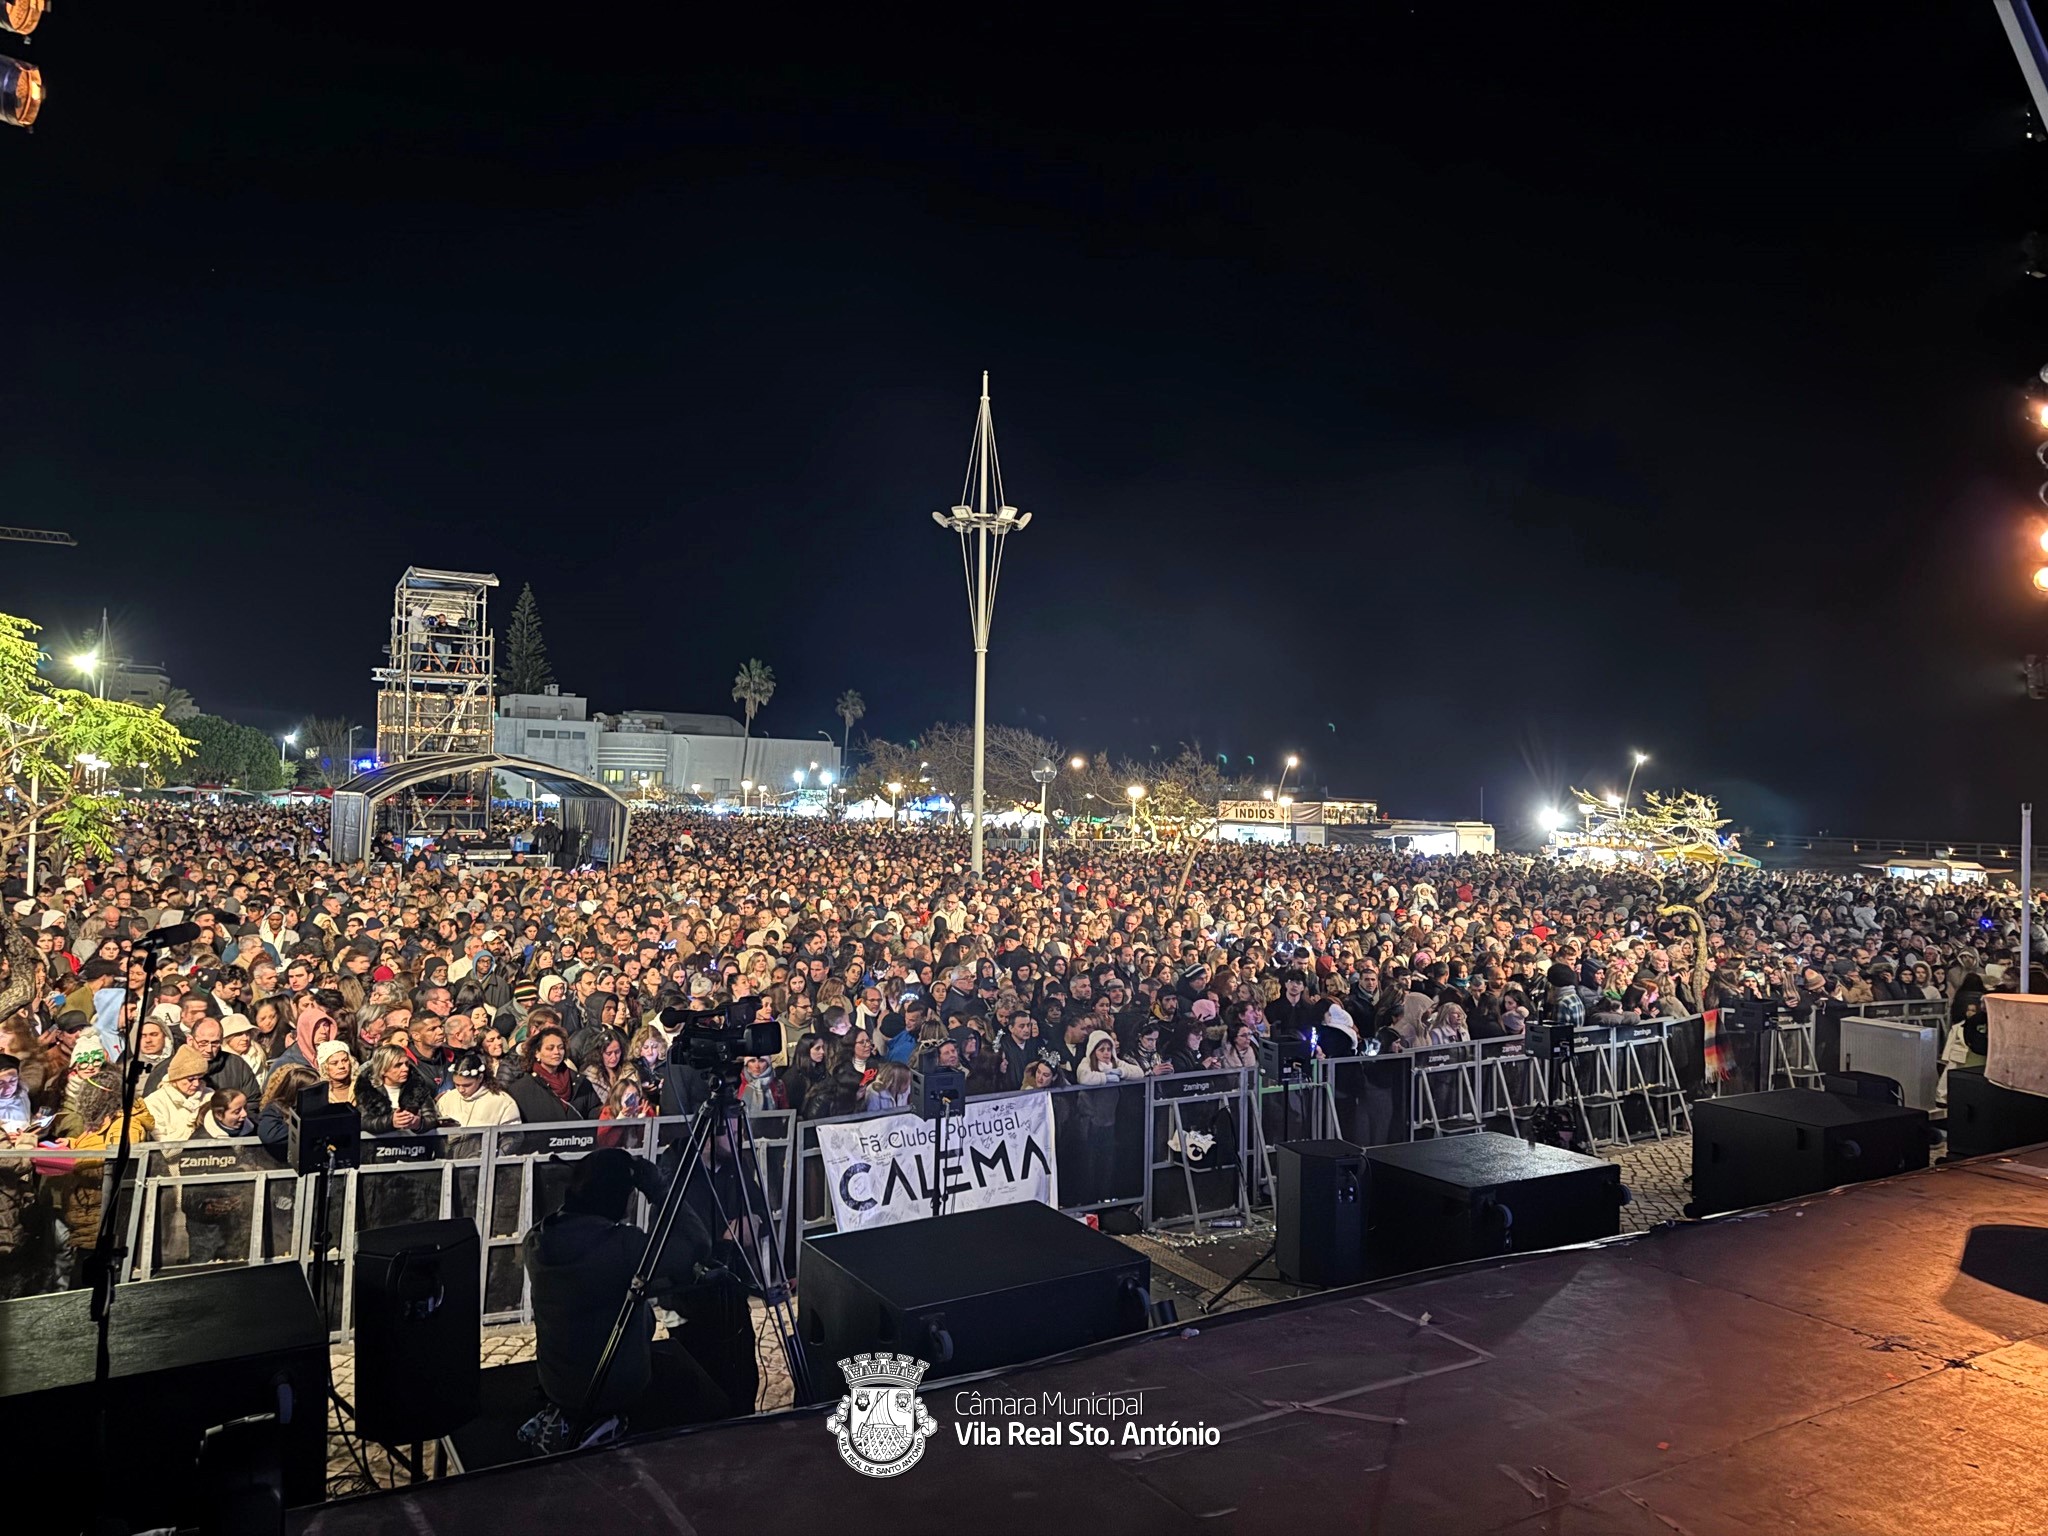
[508,1070,601,1124]
[356,1064,439,1136]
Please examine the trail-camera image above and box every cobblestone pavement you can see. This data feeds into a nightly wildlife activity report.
[1600,1131,1694,1231]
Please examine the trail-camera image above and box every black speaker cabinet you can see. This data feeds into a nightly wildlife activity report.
[354,1217,482,1445]
[1275,1139,1368,1285]
[1946,1068,2048,1159]
[798,1201,1149,1398]
[0,1264,328,1528]
[1690,1089,1929,1217]
[1366,1131,1621,1273]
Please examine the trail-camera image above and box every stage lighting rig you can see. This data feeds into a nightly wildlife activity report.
[0,52,39,127]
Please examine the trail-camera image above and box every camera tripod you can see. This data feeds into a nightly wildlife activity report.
[583,1074,810,1422]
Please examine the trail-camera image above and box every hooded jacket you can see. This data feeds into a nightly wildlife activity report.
[522,1196,710,1415]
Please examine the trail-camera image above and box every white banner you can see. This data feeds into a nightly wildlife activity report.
[814,1091,1059,1231]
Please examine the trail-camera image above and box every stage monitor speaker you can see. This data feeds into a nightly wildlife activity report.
[1690,1089,1929,1217]
[0,1265,327,1528]
[1275,1139,1368,1286]
[798,1200,1150,1398]
[1945,1067,2048,1159]
[353,1218,481,1445]
[1366,1132,1622,1273]
[1823,1070,1902,1105]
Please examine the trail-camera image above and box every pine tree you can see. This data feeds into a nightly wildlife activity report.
[501,583,554,696]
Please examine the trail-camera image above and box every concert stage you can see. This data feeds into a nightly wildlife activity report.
[298,1145,2048,1536]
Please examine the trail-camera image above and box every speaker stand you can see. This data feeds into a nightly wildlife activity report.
[1201,1237,1278,1314]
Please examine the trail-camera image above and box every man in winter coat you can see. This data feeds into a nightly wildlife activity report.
[522,1149,727,1431]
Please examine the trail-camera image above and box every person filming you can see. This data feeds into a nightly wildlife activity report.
[520,1148,737,1451]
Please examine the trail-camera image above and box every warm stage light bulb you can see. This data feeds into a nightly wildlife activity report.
[2032,565,2048,593]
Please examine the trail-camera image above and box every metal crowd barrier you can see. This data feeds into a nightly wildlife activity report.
[1399,1016,1696,1150]
[0,1023,1725,1320]
[0,1112,783,1341]
[788,1072,1260,1241]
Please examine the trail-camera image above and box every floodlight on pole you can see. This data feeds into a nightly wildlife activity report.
[281,730,297,766]
[887,780,903,821]
[1623,749,1650,810]
[932,371,1031,875]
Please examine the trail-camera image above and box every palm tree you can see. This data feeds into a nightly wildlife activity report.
[138,680,199,722]
[835,689,865,763]
[732,659,776,786]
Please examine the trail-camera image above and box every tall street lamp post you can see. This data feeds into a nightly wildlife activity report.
[1623,749,1649,810]
[1031,757,1057,875]
[281,729,297,767]
[932,371,1031,875]
[887,781,903,821]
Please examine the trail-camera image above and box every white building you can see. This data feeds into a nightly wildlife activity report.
[493,690,841,801]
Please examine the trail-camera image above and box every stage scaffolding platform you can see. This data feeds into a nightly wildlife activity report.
[369,566,499,839]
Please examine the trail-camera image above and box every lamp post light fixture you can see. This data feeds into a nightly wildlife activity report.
[1540,807,1565,844]
[281,729,298,766]
[1275,752,1300,804]
[1623,749,1649,810]
[1278,793,1295,844]
[1068,755,1085,771]
[1030,757,1058,874]
[932,371,1032,875]
[1125,782,1145,840]
[887,780,904,821]
[740,778,753,812]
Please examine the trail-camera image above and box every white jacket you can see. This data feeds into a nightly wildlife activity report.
[436,1086,522,1127]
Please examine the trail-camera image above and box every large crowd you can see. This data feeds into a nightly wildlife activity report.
[0,803,2033,1299]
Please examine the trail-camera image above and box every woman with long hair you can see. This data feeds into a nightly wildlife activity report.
[783,1031,830,1117]
[507,1025,600,1123]
[626,1024,667,1107]
[583,1033,629,1102]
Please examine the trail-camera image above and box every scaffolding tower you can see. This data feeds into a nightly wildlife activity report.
[372,568,499,837]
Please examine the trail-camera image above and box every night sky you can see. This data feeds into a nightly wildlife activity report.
[4,4,2045,842]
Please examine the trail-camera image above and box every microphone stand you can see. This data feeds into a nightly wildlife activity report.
[928,1087,960,1221]
[83,936,169,1536]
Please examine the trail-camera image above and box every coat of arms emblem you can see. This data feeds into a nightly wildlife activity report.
[825,1353,938,1477]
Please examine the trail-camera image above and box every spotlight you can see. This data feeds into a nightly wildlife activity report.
[0,54,41,128]
[2,1,44,38]
[2032,566,2048,594]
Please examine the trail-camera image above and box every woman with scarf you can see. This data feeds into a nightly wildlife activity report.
[507,1025,600,1123]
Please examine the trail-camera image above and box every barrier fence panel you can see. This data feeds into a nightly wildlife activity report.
[1144,1069,1250,1230]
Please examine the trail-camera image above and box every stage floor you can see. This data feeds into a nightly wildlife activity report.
[298,1145,2048,1536]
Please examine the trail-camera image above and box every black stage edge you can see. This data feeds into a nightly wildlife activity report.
[296,1146,2048,1536]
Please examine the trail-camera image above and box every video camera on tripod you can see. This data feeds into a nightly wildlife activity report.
[659,996,782,1075]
